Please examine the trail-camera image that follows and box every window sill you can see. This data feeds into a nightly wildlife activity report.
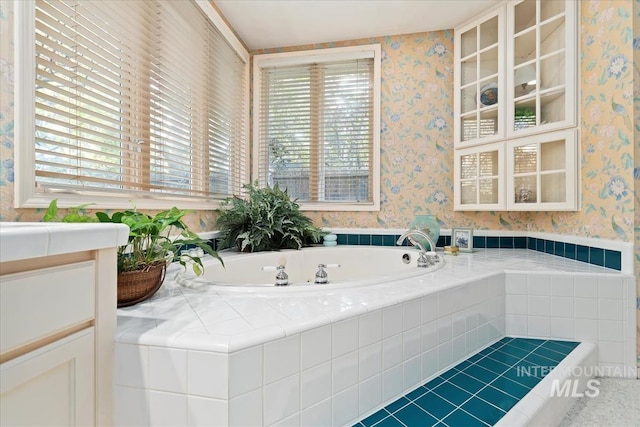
[298,201,380,212]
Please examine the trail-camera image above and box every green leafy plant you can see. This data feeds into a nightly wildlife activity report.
[216,182,326,252]
[43,200,222,275]
[43,199,97,223]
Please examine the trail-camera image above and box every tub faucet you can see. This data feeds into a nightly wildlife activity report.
[274,265,289,286]
[314,263,341,285]
[396,229,436,268]
[315,264,328,284]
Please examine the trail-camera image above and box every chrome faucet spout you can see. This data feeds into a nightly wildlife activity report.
[396,229,436,253]
[397,229,437,268]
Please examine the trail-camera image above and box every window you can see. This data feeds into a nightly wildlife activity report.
[253,45,381,211]
[15,0,249,210]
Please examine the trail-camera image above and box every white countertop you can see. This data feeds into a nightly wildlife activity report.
[0,222,130,262]
[115,248,629,354]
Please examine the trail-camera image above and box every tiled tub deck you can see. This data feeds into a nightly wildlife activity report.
[114,249,635,426]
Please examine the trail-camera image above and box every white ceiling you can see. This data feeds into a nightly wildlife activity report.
[214,0,502,50]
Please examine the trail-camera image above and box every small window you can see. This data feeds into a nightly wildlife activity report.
[253,45,381,211]
[15,0,249,210]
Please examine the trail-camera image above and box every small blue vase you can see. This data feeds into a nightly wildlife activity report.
[409,214,440,251]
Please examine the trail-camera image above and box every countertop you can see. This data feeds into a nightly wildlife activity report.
[0,222,130,262]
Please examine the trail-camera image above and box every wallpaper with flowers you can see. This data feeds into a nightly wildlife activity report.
[0,0,638,365]
[633,0,640,368]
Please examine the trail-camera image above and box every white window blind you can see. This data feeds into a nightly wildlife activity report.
[254,46,380,210]
[20,0,248,208]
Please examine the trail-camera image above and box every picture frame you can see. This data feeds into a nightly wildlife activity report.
[452,228,473,252]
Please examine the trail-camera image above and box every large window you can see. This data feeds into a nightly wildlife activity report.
[15,0,249,209]
[253,45,381,211]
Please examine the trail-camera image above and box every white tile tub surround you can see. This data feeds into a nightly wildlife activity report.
[114,249,634,426]
[505,272,637,378]
[116,274,504,426]
[115,276,505,426]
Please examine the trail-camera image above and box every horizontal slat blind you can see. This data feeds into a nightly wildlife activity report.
[33,0,246,201]
[258,58,373,203]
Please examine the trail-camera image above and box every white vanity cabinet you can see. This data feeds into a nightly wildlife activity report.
[453,0,578,211]
[0,223,128,427]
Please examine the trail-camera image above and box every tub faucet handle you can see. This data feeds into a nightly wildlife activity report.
[417,251,432,267]
[314,263,340,285]
[275,265,289,286]
[315,264,329,285]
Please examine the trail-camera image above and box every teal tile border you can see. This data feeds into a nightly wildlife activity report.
[526,237,621,271]
[328,234,622,271]
[212,233,621,272]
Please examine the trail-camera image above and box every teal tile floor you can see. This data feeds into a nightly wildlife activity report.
[353,337,579,427]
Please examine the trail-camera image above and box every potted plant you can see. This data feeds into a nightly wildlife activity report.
[216,182,325,252]
[44,200,222,307]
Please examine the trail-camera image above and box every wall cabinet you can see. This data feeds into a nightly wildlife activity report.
[453,0,578,211]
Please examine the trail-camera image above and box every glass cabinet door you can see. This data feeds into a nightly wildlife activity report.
[507,0,576,136]
[455,143,504,210]
[507,129,577,210]
[455,10,505,145]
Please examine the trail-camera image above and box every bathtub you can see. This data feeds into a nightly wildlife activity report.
[114,240,636,427]
[176,245,445,292]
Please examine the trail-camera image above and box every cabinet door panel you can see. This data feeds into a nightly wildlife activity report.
[1,261,96,354]
[455,143,504,210]
[507,0,577,137]
[507,129,577,210]
[1,329,95,426]
[454,7,505,146]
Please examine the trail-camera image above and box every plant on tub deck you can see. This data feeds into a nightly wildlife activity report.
[216,182,326,252]
[95,207,222,275]
[44,200,222,306]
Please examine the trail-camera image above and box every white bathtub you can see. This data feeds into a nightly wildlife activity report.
[176,245,445,292]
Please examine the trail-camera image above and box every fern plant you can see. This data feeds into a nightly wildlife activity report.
[216,182,325,252]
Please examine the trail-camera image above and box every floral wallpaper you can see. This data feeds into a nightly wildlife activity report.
[633,0,640,368]
[251,3,637,243]
[0,1,14,210]
[0,0,638,366]
[253,1,639,367]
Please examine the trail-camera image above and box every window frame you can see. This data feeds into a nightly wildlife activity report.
[14,0,250,210]
[252,44,381,211]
